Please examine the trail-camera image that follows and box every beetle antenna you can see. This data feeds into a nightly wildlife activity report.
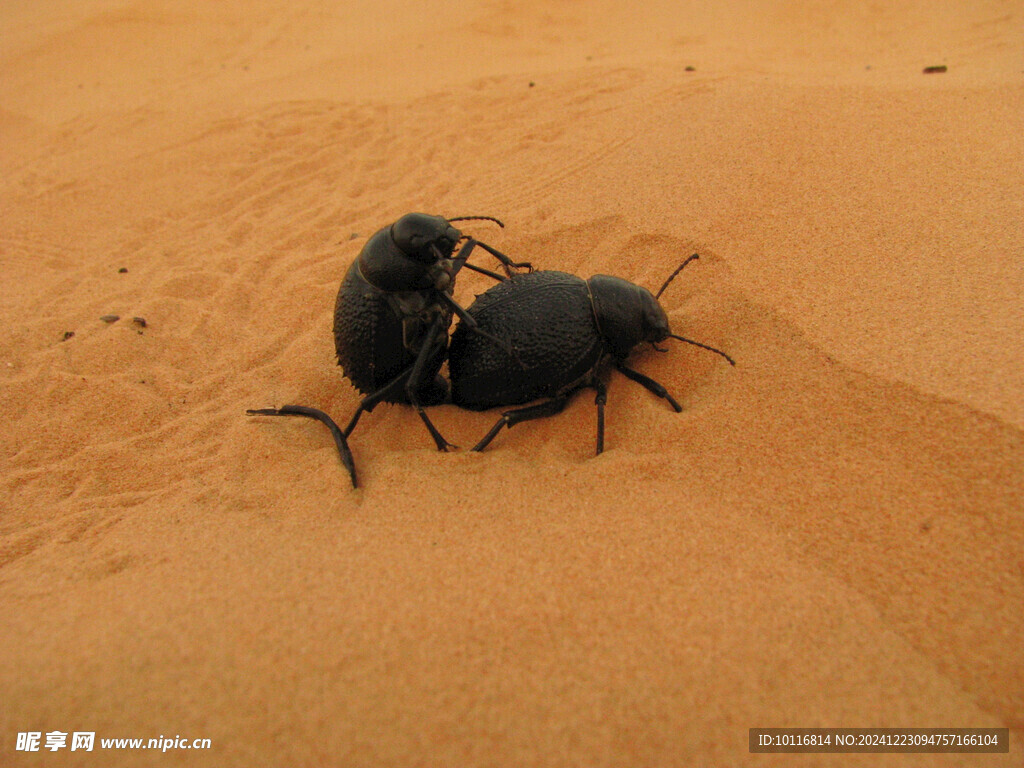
[447,216,505,228]
[667,334,736,366]
[655,253,700,299]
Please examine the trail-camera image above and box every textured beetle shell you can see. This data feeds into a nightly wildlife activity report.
[333,260,446,401]
[449,271,604,410]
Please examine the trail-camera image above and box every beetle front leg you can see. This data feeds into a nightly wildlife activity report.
[614,362,682,412]
[474,239,532,275]
[404,316,457,452]
[450,241,506,282]
[452,238,532,279]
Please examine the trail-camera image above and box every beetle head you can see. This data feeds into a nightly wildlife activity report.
[588,275,670,357]
[391,213,462,263]
[589,264,736,366]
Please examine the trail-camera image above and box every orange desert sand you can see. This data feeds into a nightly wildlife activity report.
[2,1,1022,765]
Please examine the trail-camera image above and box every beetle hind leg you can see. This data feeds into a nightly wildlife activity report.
[246,405,358,488]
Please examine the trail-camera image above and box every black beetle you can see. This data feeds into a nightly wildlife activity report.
[447,254,734,453]
[248,212,530,487]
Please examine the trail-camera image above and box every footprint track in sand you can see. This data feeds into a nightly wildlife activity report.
[147,65,676,237]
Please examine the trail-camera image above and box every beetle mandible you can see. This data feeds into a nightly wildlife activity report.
[248,212,530,487]
[447,254,734,454]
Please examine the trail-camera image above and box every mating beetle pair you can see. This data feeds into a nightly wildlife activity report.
[248,213,733,487]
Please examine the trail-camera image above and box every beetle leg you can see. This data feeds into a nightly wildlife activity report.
[450,240,505,282]
[404,315,457,451]
[460,261,507,282]
[452,238,532,279]
[471,393,575,452]
[592,380,607,455]
[246,405,358,488]
[342,343,446,436]
[340,332,453,450]
[438,292,523,365]
[473,240,533,275]
[449,239,476,278]
[342,365,415,437]
[438,291,480,328]
[614,362,683,412]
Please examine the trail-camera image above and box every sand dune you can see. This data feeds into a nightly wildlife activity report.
[2,1,1022,765]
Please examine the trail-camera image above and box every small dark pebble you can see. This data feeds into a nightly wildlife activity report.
[118,267,128,273]
[132,317,147,328]
[923,65,947,74]
[62,331,75,341]
[100,315,120,324]
[685,66,696,72]
[528,81,536,87]
[348,232,360,240]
